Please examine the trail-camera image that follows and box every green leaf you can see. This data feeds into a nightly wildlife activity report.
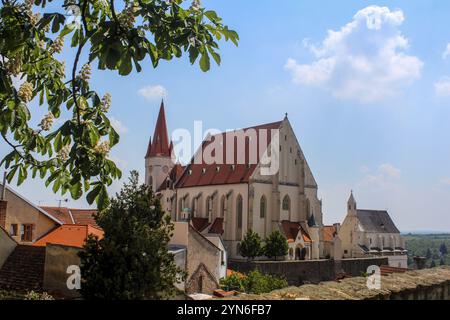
[87,185,102,205]
[109,126,120,147]
[70,182,83,200]
[97,185,110,211]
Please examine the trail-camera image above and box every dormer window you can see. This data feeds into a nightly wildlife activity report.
[216,167,220,173]
[188,170,192,175]
[230,164,235,171]
[202,168,206,174]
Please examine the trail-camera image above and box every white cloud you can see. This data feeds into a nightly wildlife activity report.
[285,6,423,103]
[138,85,168,101]
[440,177,450,186]
[110,117,128,134]
[434,77,450,97]
[361,163,401,189]
[443,43,450,59]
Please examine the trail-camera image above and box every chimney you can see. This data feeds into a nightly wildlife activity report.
[0,172,7,228]
[333,223,341,233]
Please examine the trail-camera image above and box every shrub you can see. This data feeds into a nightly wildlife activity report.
[239,229,263,261]
[24,291,54,300]
[264,230,289,260]
[220,270,288,294]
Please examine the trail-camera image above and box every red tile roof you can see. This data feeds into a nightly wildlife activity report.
[39,206,99,228]
[33,224,103,248]
[176,121,282,188]
[208,218,224,235]
[158,164,186,192]
[146,101,171,158]
[70,209,99,228]
[323,225,337,242]
[191,217,210,233]
[281,220,312,243]
[39,206,73,225]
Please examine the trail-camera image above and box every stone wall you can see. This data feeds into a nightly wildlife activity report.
[229,257,388,285]
[224,266,450,300]
[0,226,16,269]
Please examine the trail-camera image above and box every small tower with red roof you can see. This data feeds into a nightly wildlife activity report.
[145,101,174,191]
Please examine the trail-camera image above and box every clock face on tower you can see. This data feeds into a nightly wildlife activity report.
[163,166,169,173]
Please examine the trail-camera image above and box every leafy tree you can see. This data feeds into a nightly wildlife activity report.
[0,0,238,210]
[264,230,289,261]
[440,243,448,256]
[239,229,263,261]
[78,171,184,299]
[440,258,445,266]
[425,248,432,260]
[430,260,436,268]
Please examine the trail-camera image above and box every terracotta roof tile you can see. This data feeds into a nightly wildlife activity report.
[191,217,210,233]
[208,218,224,235]
[33,224,103,248]
[39,206,73,225]
[323,225,337,242]
[146,101,171,158]
[176,121,282,188]
[281,220,312,243]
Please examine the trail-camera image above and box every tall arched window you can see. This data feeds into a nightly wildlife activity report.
[220,195,227,218]
[306,198,311,217]
[206,196,212,221]
[191,198,197,217]
[236,195,243,229]
[282,195,290,211]
[260,196,267,219]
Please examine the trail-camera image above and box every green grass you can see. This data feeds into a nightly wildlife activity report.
[404,233,450,268]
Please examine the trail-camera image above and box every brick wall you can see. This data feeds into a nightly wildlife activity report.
[0,200,7,228]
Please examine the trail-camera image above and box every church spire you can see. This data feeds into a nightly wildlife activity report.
[146,100,171,158]
[347,190,357,216]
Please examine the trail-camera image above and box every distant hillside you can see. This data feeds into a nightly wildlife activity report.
[404,234,450,268]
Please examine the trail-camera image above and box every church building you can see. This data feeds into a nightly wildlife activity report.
[145,102,326,260]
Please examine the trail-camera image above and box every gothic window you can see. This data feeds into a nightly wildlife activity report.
[236,195,243,229]
[206,196,212,221]
[220,195,227,218]
[260,196,267,219]
[149,176,153,188]
[282,195,290,211]
[306,199,311,217]
[191,198,197,217]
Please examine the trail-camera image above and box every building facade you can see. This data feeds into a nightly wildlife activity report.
[338,192,408,268]
[145,102,325,260]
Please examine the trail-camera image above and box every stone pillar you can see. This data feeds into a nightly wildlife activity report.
[309,226,320,260]
[297,158,307,222]
[0,200,6,229]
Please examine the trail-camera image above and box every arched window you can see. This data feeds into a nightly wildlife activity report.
[236,195,243,229]
[206,196,212,221]
[306,198,311,217]
[282,195,290,211]
[260,196,267,219]
[191,198,197,217]
[220,195,227,218]
[149,176,153,189]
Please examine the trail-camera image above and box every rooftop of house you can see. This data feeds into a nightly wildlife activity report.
[33,224,103,248]
[39,206,99,228]
[357,209,400,234]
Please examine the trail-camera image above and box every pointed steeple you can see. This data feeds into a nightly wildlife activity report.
[147,100,171,158]
[347,190,357,216]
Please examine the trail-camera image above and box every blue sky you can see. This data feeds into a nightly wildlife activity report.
[2,1,450,232]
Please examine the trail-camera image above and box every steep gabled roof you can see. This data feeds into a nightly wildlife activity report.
[176,121,282,188]
[281,220,311,243]
[146,101,171,158]
[39,206,99,228]
[1,184,63,225]
[323,225,337,242]
[357,209,400,234]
